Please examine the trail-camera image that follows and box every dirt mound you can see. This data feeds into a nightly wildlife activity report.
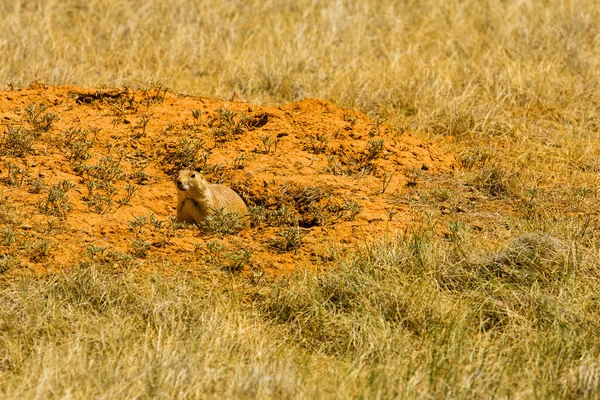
[0,85,455,275]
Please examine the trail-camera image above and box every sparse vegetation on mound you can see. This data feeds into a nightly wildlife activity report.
[0,85,454,274]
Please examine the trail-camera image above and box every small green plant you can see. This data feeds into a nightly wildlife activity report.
[82,155,123,182]
[210,108,249,143]
[310,205,330,227]
[348,138,385,175]
[84,245,108,261]
[85,181,137,214]
[248,205,268,227]
[28,177,45,194]
[143,82,169,105]
[224,249,253,272]
[364,139,384,161]
[204,240,226,264]
[29,240,51,262]
[260,135,279,154]
[343,112,357,126]
[306,133,328,154]
[1,126,35,157]
[132,112,152,138]
[24,103,59,132]
[164,138,205,173]
[117,183,138,207]
[269,226,309,253]
[204,163,226,183]
[3,161,29,186]
[128,213,177,247]
[233,152,247,169]
[198,208,246,235]
[386,208,398,221]
[344,198,363,221]
[368,118,386,136]
[24,103,47,124]
[57,126,97,165]
[269,206,299,227]
[39,180,75,218]
[129,214,150,236]
[130,238,150,258]
[191,109,203,124]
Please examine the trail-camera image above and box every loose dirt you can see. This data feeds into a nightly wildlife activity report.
[0,84,455,275]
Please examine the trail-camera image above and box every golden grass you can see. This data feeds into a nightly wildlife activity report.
[2,0,600,397]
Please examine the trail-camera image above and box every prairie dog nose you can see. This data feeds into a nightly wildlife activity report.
[177,181,189,191]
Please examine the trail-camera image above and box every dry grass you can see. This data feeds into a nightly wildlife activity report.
[2,0,600,398]
[1,233,599,398]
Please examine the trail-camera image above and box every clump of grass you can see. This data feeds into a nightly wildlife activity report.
[79,155,137,214]
[128,213,178,249]
[129,238,151,258]
[198,208,247,235]
[24,103,59,132]
[268,205,299,227]
[56,126,97,167]
[28,177,45,194]
[305,133,328,154]
[39,180,75,218]
[199,240,253,272]
[260,135,279,154]
[2,161,29,186]
[458,149,491,170]
[85,180,137,214]
[191,108,203,125]
[209,107,250,143]
[2,227,17,246]
[0,254,21,273]
[132,112,152,139]
[29,240,52,262]
[269,226,308,253]
[0,126,35,157]
[247,205,268,227]
[474,163,518,198]
[326,155,343,175]
[163,137,205,173]
[232,152,247,169]
[343,197,362,221]
[141,81,169,105]
[485,232,576,284]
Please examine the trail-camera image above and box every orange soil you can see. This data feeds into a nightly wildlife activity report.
[0,84,455,275]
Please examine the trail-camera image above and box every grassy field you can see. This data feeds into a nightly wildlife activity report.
[2,0,600,398]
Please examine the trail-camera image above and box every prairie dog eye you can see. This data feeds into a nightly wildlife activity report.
[191,173,196,178]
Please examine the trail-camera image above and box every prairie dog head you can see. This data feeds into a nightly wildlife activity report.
[176,170,210,198]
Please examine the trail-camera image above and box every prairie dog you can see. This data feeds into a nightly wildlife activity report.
[175,170,249,228]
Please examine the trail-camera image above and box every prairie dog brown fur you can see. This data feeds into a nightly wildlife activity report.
[175,170,249,228]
